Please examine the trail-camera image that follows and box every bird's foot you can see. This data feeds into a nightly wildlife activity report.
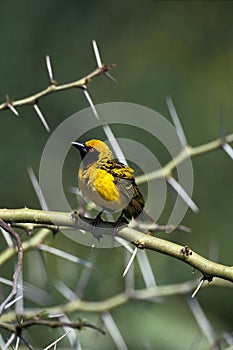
[113,214,128,236]
[91,212,103,241]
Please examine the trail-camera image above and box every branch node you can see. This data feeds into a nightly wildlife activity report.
[5,95,19,116]
[180,245,193,257]
[135,239,145,249]
[71,210,78,223]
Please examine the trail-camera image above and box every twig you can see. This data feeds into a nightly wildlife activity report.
[0,318,105,336]
[0,220,23,315]
[0,64,114,111]
[136,132,233,184]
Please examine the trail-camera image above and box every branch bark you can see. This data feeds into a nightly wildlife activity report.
[0,208,233,283]
[0,64,114,111]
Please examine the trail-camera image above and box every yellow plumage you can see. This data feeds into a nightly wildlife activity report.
[72,139,145,222]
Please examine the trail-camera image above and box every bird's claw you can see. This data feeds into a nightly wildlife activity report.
[91,212,103,241]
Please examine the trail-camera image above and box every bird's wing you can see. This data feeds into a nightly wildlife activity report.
[110,162,145,216]
[99,161,145,217]
[114,176,145,218]
[113,176,135,201]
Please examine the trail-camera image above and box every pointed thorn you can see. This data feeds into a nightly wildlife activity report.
[137,250,157,288]
[33,104,50,132]
[191,278,205,298]
[105,71,117,83]
[167,176,199,214]
[82,86,99,120]
[8,103,19,116]
[45,54,55,84]
[123,247,138,277]
[5,295,23,309]
[39,244,93,268]
[27,166,49,210]
[222,143,233,160]
[102,124,128,164]
[43,331,71,350]
[115,237,134,253]
[101,312,128,350]
[92,40,103,68]
[188,296,216,343]
[166,96,187,147]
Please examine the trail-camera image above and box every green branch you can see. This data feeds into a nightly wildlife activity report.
[1,278,232,323]
[0,208,233,283]
[136,132,233,183]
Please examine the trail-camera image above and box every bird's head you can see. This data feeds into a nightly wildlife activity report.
[71,139,113,165]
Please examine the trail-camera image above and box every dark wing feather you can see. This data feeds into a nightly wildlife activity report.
[101,160,145,219]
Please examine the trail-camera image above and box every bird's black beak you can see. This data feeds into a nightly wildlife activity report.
[71,142,88,159]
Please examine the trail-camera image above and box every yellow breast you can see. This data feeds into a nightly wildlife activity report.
[78,166,129,211]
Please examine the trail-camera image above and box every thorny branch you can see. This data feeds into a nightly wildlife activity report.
[0,317,105,336]
[0,208,233,283]
[136,132,233,184]
[0,278,232,324]
[0,64,114,112]
[0,219,23,316]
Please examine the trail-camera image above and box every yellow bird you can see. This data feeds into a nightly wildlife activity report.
[72,139,145,227]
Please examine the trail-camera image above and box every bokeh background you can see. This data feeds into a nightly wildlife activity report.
[0,1,233,349]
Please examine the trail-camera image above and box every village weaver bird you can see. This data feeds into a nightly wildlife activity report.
[71,139,145,229]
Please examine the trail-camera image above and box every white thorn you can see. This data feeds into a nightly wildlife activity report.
[92,40,102,68]
[82,87,99,120]
[27,166,49,210]
[166,96,187,147]
[167,176,199,214]
[42,331,71,350]
[222,143,233,160]
[5,295,23,309]
[3,333,15,350]
[45,54,54,83]
[15,337,20,350]
[39,244,93,268]
[0,227,14,248]
[123,247,138,278]
[137,250,157,288]
[8,103,19,116]
[92,40,117,83]
[105,71,117,83]
[191,278,205,298]
[33,104,50,132]
[188,297,216,344]
[59,315,79,348]
[0,277,24,290]
[115,237,134,253]
[55,281,76,300]
[103,124,128,164]
[102,312,128,350]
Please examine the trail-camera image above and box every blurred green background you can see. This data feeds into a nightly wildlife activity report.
[0,1,233,349]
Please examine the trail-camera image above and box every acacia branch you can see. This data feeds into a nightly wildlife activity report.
[0,317,105,336]
[0,208,233,283]
[136,132,233,183]
[0,64,114,111]
[0,278,232,324]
